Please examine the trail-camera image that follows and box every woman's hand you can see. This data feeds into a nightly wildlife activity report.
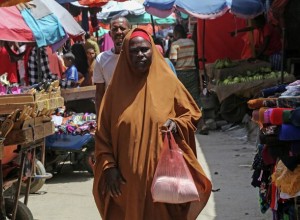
[163,119,177,133]
[102,167,126,197]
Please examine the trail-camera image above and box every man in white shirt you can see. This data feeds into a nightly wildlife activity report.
[93,16,131,114]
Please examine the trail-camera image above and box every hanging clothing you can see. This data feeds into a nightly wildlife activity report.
[46,46,64,79]
[20,7,66,48]
[0,47,18,84]
[27,47,56,85]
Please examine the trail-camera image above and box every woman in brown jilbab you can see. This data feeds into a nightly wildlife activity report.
[93,28,212,220]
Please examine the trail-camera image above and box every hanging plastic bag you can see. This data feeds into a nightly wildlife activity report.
[151,131,200,204]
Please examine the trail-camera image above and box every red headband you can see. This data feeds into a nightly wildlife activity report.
[130,30,151,43]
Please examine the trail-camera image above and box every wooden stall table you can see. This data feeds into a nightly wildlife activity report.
[61,86,96,114]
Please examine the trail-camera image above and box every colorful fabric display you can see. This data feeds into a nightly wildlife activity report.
[248,98,277,110]
[262,145,276,165]
[267,143,290,161]
[259,130,279,146]
[280,155,300,171]
[269,108,293,125]
[277,96,300,108]
[261,84,287,98]
[258,107,269,128]
[272,160,300,196]
[280,81,300,97]
[290,107,300,127]
[282,110,293,124]
[264,108,273,124]
[252,107,269,128]
[279,124,300,141]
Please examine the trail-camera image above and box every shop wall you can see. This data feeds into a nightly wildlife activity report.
[197,12,247,69]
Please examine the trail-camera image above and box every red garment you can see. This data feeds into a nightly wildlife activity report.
[0,47,18,83]
[46,46,64,79]
[241,23,282,59]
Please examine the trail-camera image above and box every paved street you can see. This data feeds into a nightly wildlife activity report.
[27,129,272,220]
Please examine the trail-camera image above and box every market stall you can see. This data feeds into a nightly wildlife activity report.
[0,80,64,220]
[247,79,300,219]
[204,58,296,123]
[44,85,97,174]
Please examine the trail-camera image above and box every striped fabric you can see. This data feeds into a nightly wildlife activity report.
[169,38,196,71]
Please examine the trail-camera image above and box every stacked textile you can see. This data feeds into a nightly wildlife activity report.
[248,81,300,219]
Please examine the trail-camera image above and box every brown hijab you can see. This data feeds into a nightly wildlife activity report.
[93,28,212,220]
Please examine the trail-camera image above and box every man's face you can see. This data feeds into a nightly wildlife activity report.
[109,18,130,53]
[129,37,152,75]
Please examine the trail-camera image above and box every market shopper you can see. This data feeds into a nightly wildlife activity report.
[61,52,79,87]
[84,32,100,56]
[93,15,131,114]
[81,47,96,86]
[93,28,211,220]
[169,24,209,134]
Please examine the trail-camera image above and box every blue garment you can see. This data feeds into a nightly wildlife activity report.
[165,58,177,76]
[65,65,78,82]
[21,8,66,47]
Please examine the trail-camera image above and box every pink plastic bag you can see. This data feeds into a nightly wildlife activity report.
[151,131,200,204]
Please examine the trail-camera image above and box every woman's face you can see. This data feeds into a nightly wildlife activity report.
[128,37,152,75]
[86,48,96,60]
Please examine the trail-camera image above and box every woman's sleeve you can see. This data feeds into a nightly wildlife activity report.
[170,85,202,155]
[94,97,116,171]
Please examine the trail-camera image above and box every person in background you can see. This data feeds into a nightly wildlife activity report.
[164,32,174,57]
[62,52,79,87]
[153,37,176,75]
[84,32,100,56]
[169,24,209,135]
[81,47,96,86]
[233,14,282,70]
[154,43,177,75]
[71,43,89,80]
[93,28,212,220]
[93,15,131,114]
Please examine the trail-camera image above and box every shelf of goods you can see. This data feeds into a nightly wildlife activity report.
[0,88,64,115]
[61,85,96,102]
[0,88,64,148]
[205,59,296,102]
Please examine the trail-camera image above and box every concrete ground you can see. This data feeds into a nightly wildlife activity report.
[26,129,273,220]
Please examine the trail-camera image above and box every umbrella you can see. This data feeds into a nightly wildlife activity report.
[126,12,176,25]
[41,0,85,37]
[97,0,145,21]
[0,7,35,42]
[0,0,30,7]
[143,0,264,19]
[97,1,176,36]
[0,0,84,46]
